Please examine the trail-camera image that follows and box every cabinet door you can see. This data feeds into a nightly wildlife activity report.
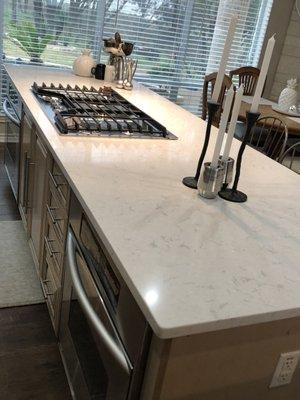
[42,253,61,334]
[18,112,35,232]
[31,136,49,265]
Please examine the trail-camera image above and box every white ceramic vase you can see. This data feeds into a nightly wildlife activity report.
[104,65,116,82]
[73,49,95,77]
[278,78,298,111]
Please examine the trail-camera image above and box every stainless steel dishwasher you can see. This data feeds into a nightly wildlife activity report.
[59,193,151,400]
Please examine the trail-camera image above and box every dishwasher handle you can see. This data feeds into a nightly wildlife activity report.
[67,229,132,376]
[3,99,20,127]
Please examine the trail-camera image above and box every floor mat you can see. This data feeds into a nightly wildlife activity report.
[0,221,44,308]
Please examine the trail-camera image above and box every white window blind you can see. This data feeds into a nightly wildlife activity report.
[102,0,273,113]
[2,0,105,66]
[0,0,106,112]
[1,0,273,115]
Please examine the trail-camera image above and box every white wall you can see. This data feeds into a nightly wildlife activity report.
[269,3,300,101]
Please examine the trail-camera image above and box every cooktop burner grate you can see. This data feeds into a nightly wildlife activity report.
[32,82,177,139]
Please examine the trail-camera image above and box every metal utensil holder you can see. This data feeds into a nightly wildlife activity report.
[115,56,125,88]
[198,162,225,199]
[123,59,137,90]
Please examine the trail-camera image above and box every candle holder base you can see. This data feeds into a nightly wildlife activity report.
[218,188,247,203]
[182,176,198,189]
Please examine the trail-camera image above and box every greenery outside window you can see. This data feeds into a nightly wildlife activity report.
[0,0,273,114]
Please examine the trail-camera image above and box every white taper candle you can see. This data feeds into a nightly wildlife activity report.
[250,35,275,113]
[211,86,235,169]
[222,85,244,162]
[211,15,238,102]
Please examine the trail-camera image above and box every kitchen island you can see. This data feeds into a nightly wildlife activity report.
[5,64,300,400]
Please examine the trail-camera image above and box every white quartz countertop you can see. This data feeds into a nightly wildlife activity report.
[6,64,300,339]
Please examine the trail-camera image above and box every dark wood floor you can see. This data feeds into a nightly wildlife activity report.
[0,144,72,399]
[0,305,71,400]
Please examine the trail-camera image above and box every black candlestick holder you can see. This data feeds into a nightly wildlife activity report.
[218,110,260,203]
[182,100,221,189]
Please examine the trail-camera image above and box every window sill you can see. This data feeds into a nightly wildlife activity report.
[3,56,71,70]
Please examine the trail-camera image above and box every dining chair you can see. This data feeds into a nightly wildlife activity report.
[279,142,300,174]
[229,66,260,96]
[248,116,288,160]
[201,72,232,128]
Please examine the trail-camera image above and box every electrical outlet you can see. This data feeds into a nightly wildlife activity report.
[270,351,300,388]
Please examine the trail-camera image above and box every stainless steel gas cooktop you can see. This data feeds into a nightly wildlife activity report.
[32,82,177,140]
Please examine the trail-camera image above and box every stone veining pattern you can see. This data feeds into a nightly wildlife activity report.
[5,64,300,338]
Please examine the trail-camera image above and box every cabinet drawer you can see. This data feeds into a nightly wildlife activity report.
[42,257,60,330]
[44,214,64,279]
[47,187,68,244]
[48,162,69,209]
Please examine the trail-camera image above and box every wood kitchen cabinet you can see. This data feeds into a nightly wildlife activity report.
[19,108,70,333]
[19,110,51,269]
[18,111,35,233]
[42,242,62,333]
[42,159,70,333]
[30,136,51,268]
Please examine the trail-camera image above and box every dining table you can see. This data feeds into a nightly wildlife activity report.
[239,96,300,135]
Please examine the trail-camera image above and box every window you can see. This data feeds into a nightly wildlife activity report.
[102,0,273,113]
[2,1,105,66]
[0,0,273,115]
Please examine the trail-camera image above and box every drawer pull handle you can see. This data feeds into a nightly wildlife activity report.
[44,237,60,258]
[46,204,63,225]
[47,205,64,240]
[26,161,35,210]
[48,170,67,206]
[23,155,29,209]
[48,170,58,189]
[49,170,67,188]
[42,280,54,298]
[23,156,35,211]
[53,173,67,185]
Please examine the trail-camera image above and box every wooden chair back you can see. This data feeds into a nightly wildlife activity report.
[279,142,300,174]
[229,66,260,96]
[248,116,288,160]
[201,72,232,128]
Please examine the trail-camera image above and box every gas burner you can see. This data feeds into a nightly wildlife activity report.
[32,82,177,139]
